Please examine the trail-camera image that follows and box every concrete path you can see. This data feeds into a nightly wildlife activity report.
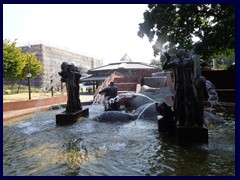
[3,95,94,121]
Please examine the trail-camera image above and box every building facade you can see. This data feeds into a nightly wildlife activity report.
[20,44,103,88]
[80,55,159,92]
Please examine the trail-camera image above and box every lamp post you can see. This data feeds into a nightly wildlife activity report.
[27,72,32,100]
[50,77,54,97]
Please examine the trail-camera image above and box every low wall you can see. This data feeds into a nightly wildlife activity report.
[115,83,137,91]
[144,77,167,88]
[201,70,235,103]
[201,70,235,89]
[3,96,68,112]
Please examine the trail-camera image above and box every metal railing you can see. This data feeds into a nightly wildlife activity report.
[92,71,118,104]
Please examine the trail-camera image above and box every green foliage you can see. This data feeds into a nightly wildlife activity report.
[149,59,162,68]
[3,39,25,81]
[3,39,42,82]
[212,49,235,70]
[19,52,42,81]
[138,4,235,60]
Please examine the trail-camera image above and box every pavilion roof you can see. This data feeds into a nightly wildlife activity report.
[88,61,157,73]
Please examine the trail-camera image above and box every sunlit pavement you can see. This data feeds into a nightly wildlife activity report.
[3,95,94,121]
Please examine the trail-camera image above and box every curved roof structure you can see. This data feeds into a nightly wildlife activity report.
[88,61,157,73]
[81,54,158,82]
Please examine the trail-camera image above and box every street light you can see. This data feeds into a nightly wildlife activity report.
[27,72,32,100]
[50,76,54,97]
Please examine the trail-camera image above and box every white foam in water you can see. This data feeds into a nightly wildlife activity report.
[17,121,32,128]
[39,119,54,126]
[108,142,127,151]
[72,121,95,133]
[17,118,54,135]
[21,126,40,135]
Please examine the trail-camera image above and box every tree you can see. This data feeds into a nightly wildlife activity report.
[138,4,235,60]
[149,59,162,68]
[3,39,42,93]
[18,52,42,81]
[3,39,25,82]
[16,52,42,92]
[212,49,235,70]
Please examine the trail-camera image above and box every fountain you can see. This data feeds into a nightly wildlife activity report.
[3,79,234,175]
[56,62,89,126]
[3,53,235,175]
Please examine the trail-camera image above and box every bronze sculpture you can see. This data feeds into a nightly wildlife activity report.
[163,49,206,128]
[58,62,82,113]
[56,62,88,126]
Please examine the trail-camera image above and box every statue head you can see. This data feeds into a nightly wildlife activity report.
[61,61,70,71]
[176,49,186,59]
[69,63,76,71]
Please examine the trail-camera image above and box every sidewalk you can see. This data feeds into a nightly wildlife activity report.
[3,95,94,121]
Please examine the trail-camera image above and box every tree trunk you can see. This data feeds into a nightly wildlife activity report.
[17,83,21,93]
[11,81,14,93]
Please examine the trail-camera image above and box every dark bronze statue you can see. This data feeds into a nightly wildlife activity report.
[163,49,206,127]
[58,62,82,113]
[99,82,119,111]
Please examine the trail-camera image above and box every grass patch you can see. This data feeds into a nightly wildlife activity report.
[3,84,41,94]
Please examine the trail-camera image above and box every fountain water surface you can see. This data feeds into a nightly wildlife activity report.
[3,101,235,176]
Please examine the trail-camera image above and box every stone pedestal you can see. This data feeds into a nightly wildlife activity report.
[176,126,208,145]
[56,108,89,126]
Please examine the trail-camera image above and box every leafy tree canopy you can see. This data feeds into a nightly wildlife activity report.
[3,39,25,81]
[3,39,42,82]
[18,52,42,81]
[138,4,235,60]
[149,58,161,68]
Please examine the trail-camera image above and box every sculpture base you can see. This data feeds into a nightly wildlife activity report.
[56,108,89,126]
[176,126,208,145]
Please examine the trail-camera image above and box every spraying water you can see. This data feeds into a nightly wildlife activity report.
[110,92,156,104]
[33,70,66,114]
[133,93,156,102]
[135,102,155,121]
[205,80,225,111]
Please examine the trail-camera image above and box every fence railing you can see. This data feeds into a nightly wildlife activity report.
[92,71,119,104]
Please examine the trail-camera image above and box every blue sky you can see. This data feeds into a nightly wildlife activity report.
[3,4,157,65]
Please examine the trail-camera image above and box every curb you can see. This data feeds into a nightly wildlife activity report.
[3,101,93,121]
